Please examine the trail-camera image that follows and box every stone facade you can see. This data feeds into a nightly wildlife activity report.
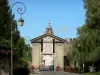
[31,21,75,71]
[55,43,64,70]
[32,43,41,69]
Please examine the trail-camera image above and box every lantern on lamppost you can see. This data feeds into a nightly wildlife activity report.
[12,2,26,26]
[18,18,24,26]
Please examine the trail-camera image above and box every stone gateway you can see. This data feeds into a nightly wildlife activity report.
[31,21,75,71]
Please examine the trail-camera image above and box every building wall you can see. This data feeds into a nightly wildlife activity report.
[55,43,64,70]
[64,43,72,56]
[31,37,76,70]
[32,43,41,68]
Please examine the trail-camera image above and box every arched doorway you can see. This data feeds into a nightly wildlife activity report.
[40,55,54,71]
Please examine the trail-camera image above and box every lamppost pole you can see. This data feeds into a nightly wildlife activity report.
[11,2,26,75]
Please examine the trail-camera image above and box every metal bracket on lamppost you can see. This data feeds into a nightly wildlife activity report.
[11,2,26,75]
[12,2,26,26]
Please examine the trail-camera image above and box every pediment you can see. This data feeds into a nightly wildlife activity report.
[31,34,66,43]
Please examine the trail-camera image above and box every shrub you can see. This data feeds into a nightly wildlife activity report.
[13,67,30,75]
[74,67,78,73]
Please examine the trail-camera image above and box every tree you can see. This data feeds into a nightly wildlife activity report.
[0,0,11,49]
[84,0,100,30]
[0,0,20,50]
[68,0,100,72]
[0,0,29,70]
[15,37,26,58]
[83,0,100,63]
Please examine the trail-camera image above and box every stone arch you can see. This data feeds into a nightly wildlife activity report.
[42,55,54,66]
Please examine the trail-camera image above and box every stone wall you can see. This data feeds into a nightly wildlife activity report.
[55,43,64,70]
[64,43,72,56]
[0,56,10,75]
[64,38,77,68]
[32,43,41,69]
[65,38,76,43]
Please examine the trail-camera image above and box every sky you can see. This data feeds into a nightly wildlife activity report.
[9,0,86,40]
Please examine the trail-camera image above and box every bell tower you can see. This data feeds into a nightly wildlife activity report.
[45,20,54,35]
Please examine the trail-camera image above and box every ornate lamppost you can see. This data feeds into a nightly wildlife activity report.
[11,2,26,75]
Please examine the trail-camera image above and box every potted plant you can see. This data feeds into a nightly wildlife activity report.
[64,66,73,72]
[56,66,60,71]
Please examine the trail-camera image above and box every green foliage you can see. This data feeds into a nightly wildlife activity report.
[27,46,32,61]
[67,47,81,64]
[0,38,11,49]
[0,0,30,69]
[68,0,100,72]
[84,72,100,75]
[15,37,25,58]
[0,0,20,49]
[83,0,100,62]
[84,0,100,30]
[13,56,28,69]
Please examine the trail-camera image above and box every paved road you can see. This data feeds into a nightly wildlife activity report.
[30,71,83,75]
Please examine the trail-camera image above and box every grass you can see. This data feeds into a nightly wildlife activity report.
[84,72,100,75]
